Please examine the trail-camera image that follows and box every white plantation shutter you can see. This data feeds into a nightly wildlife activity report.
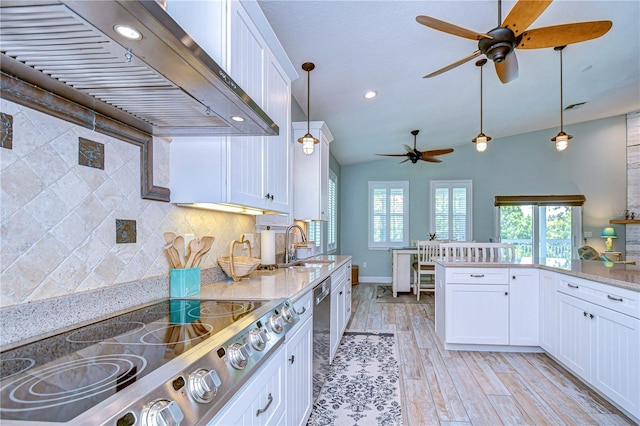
[328,170,337,252]
[369,181,409,249]
[430,180,472,241]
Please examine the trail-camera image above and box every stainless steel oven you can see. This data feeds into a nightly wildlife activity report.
[0,298,299,425]
[312,277,331,402]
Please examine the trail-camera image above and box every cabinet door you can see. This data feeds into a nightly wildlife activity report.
[209,346,285,425]
[264,52,291,213]
[557,293,592,381]
[285,316,313,426]
[539,270,557,355]
[330,279,345,361]
[445,284,509,344]
[509,269,540,346]
[592,304,640,418]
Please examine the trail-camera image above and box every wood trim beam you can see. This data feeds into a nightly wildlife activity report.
[1,72,170,202]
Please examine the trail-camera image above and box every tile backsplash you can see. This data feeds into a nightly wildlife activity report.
[0,99,263,308]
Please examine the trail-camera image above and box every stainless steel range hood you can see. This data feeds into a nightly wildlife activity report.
[0,0,278,137]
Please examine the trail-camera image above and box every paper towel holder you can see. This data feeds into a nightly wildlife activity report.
[259,226,277,270]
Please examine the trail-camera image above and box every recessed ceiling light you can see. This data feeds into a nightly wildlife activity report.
[363,90,378,99]
[231,116,245,122]
[114,25,142,40]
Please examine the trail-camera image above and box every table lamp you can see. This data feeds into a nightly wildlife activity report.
[601,227,617,252]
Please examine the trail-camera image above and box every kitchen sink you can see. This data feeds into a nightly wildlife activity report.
[278,259,334,268]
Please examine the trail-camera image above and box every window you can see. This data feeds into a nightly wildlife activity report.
[307,221,322,254]
[430,180,472,241]
[495,195,584,267]
[327,169,337,253]
[368,181,409,249]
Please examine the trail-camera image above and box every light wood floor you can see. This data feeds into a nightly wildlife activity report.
[346,283,635,426]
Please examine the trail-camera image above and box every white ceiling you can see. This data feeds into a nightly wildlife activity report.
[257,0,640,166]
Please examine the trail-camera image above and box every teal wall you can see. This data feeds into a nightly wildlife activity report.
[338,115,628,280]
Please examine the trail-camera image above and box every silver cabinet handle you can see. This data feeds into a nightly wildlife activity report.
[296,306,307,315]
[256,393,273,417]
[470,274,485,278]
[607,295,623,302]
[567,283,579,289]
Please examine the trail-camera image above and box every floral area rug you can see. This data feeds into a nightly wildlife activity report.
[307,331,403,426]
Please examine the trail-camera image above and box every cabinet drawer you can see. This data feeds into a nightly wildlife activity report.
[331,264,347,285]
[557,276,639,319]
[287,290,313,337]
[446,268,509,284]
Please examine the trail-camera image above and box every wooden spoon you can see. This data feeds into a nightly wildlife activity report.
[193,236,215,267]
[185,238,205,269]
[163,231,177,245]
[173,235,186,268]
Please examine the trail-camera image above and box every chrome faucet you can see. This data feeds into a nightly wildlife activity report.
[285,224,308,263]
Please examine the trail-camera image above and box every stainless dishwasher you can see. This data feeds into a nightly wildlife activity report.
[312,276,331,402]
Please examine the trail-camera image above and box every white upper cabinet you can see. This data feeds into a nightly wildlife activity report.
[168,0,294,214]
[292,121,334,221]
[165,0,228,68]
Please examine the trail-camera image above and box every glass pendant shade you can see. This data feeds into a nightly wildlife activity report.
[300,133,317,155]
[298,62,319,155]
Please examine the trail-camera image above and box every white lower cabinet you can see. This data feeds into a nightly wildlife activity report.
[208,345,286,425]
[539,270,558,355]
[557,288,640,418]
[509,269,540,346]
[446,283,510,344]
[330,262,351,361]
[284,292,313,426]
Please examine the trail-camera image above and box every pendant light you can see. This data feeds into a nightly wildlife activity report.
[298,62,319,155]
[472,59,491,153]
[551,45,572,152]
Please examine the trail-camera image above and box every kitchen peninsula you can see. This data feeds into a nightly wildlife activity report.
[435,259,640,423]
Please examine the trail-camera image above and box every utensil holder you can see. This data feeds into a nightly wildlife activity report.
[170,267,201,297]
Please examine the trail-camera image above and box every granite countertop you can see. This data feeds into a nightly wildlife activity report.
[0,254,351,351]
[435,258,640,292]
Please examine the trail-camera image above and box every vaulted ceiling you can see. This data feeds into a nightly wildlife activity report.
[258,0,640,165]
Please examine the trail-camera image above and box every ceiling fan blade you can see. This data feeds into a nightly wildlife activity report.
[422,148,454,157]
[495,51,519,84]
[517,21,613,49]
[399,158,410,164]
[424,50,482,78]
[416,15,492,41]
[421,157,443,163]
[403,144,414,153]
[502,0,553,36]
[376,153,409,157]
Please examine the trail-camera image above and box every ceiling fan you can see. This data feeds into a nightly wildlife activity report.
[376,130,454,164]
[417,0,612,83]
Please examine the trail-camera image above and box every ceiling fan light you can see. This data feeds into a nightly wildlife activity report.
[551,131,572,152]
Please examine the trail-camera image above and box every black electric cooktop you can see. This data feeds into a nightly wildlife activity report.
[0,299,267,423]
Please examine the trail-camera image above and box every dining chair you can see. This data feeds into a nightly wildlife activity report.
[412,241,439,300]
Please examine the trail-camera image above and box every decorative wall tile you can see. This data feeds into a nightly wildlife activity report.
[1,113,13,149]
[0,100,260,309]
[116,219,137,243]
[78,138,105,169]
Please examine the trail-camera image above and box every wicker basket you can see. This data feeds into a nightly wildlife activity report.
[217,239,260,281]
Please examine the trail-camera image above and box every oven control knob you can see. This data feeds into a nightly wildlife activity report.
[228,342,249,369]
[188,368,221,403]
[280,305,295,323]
[268,314,285,334]
[141,399,184,426]
[248,328,269,351]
